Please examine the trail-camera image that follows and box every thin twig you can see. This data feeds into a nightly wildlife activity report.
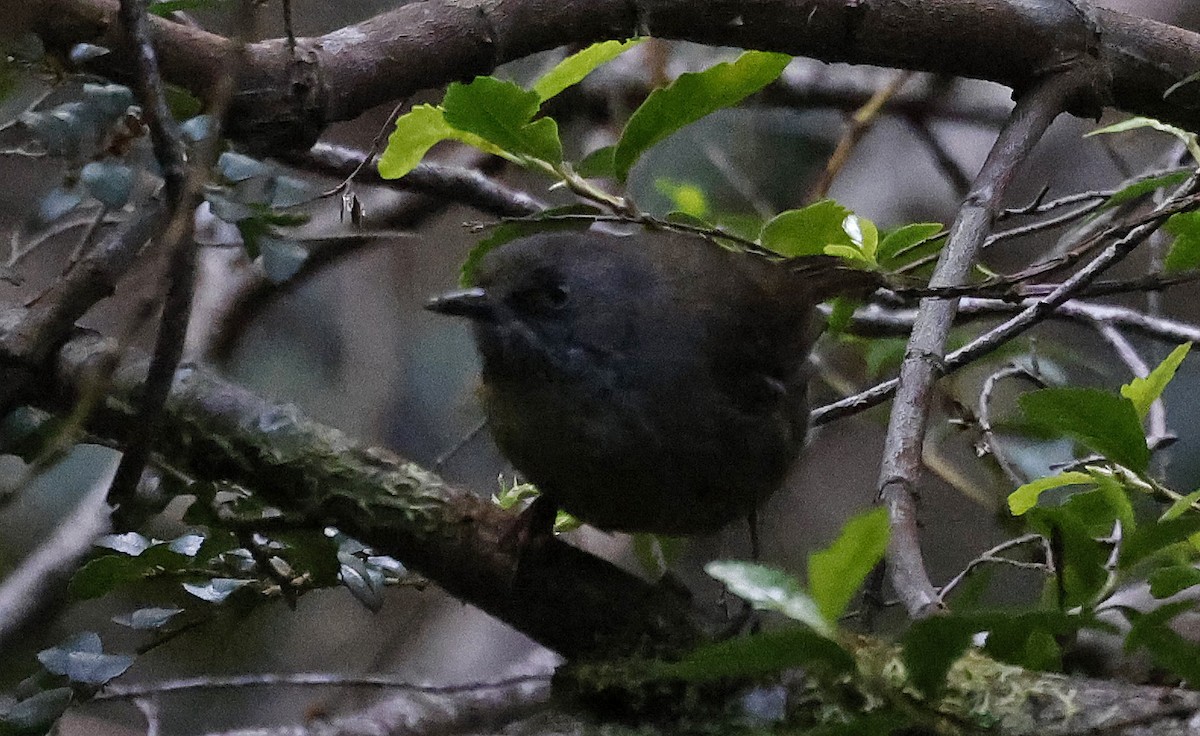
[875,71,1087,619]
[938,533,1053,602]
[94,673,552,701]
[809,71,913,201]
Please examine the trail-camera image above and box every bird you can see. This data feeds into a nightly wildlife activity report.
[426,229,880,538]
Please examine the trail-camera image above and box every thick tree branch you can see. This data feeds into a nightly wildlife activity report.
[24,0,1200,153]
[34,328,709,661]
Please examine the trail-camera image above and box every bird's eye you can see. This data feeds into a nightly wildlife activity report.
[510,284,570,314]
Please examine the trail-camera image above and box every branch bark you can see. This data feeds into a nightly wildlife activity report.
[24,0,1200,153]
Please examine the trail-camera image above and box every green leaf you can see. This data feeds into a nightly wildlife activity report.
[1026,507,1110,608]
[69,555,147,600]
[807,507,889,623]
[1164,212,1200,273]
[1163,488,1200,521]
[442,77,562,163]
[705,560,831,636]
[1102,170,1191,209]
[646,627,853,682]
[575,145,615,178]
[1121,342,1191,418]
[877,222,945,267]
[824,297,858,335]
[1019,388,1150,473]
[612,51,791,181]
[760,200,854,257]
[1120,516,1200,569]
[1125,602,1200,684]
[531,39,643,101]
[1087,116,1200,163]
[1008,471,1093,516]
[1148,565,1200,598]
[842,214,879,263]
[654,178,710,218]
[901,615,978,695]
[378,104,503,180]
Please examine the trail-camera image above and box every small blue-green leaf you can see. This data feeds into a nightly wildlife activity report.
[183,577,252,603]
[37,186,83,223]
[706,560,831,636]
[1019,388,1150,473]
[807,507,889,623]
[1121,342,1191,419]
[81,160,133,208]
[96,532,151,556]
[532,39,643,101]
[112,607,184,630]
[339,553,385,612]
[760,200,854,257]
[1008,471,1094,515]
[260,238,308,283]
[612,51,790,181]
[168,533,205,557]
[217,151,271,182]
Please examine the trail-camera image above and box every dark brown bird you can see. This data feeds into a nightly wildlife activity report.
[426,229,879,536]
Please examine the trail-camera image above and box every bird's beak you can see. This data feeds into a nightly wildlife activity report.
[424,287,494,320]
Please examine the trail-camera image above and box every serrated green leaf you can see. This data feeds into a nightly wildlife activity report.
[69,555,146,600]
[1019,388,1149,473]
[612,51,790,181]
[705,560,831,636]
[575,145,615,178]
[1102,170,1191,209]
[1121,517,1200,569]
[1148,565,1200,598]
[532,39,643,101]
[1163,488,1200,521]
[1121,343,1190,419]
[1087,116,1200,163]
[824,297,858,335]
[1008,471,1093,515]
[760,200,854,257]
[807,507,889,623]
[878,222,945,267]
[1164,211,1200,273]
[377,104,502,180]
[647,627,853,682]
[1026,507,1110,607]
[654,178,710,218]
[443,77,562,163]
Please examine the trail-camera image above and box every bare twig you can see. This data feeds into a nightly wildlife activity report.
[94,672,551,701]
[938,533,1052,602]
[875,71,1088,619]
[809,71,912,201]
